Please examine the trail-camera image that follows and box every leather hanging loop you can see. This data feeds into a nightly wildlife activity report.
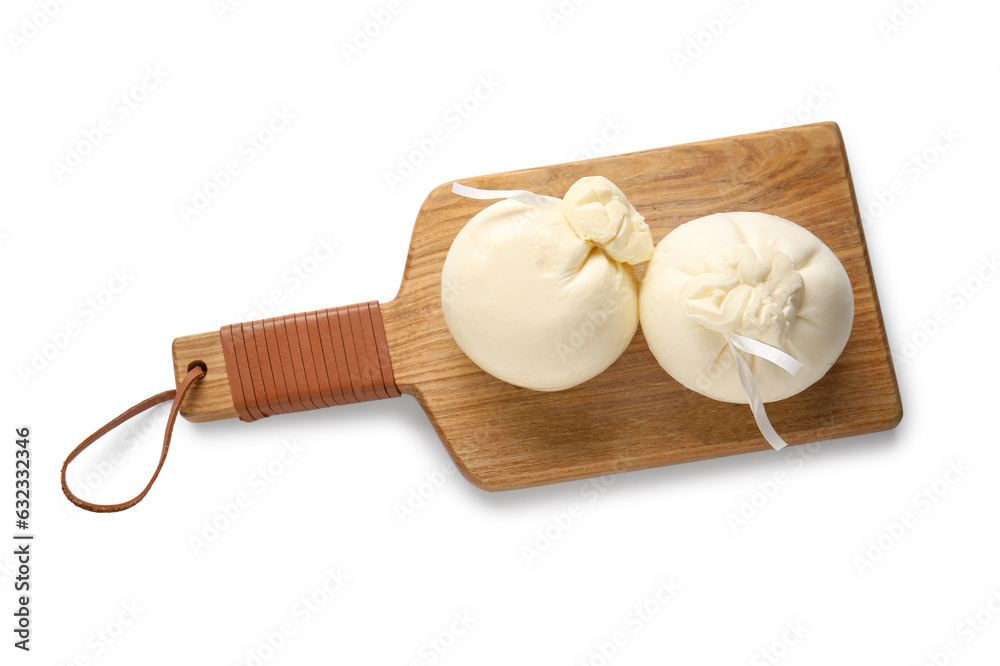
[61,365,205,513]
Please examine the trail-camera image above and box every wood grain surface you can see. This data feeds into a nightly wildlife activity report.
[173,122,902,490]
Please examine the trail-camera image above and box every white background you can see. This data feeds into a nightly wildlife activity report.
[3,0,999,664]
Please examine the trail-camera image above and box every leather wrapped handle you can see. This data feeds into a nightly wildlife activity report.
[171,301,399,423]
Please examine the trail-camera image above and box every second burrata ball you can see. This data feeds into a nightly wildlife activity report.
[442,176,652,391]
[639,211,855,403]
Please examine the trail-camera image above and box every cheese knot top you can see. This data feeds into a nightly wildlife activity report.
[679,243,804,348]
[562,176,654,265]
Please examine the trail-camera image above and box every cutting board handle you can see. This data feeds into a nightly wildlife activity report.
[171,301,400,423]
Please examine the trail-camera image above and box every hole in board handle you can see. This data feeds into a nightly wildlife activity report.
[187,360,208,377]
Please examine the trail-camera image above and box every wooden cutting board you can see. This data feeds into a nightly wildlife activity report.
[173,122,902,491]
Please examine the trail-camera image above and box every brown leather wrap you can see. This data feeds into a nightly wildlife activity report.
[219,301,399,422]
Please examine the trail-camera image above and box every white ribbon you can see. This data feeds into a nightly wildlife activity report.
[452,182,553,209]
[725,333,802,451]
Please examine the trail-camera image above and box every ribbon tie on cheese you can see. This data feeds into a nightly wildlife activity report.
[451,183,553,209]
[725,333,802,450]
